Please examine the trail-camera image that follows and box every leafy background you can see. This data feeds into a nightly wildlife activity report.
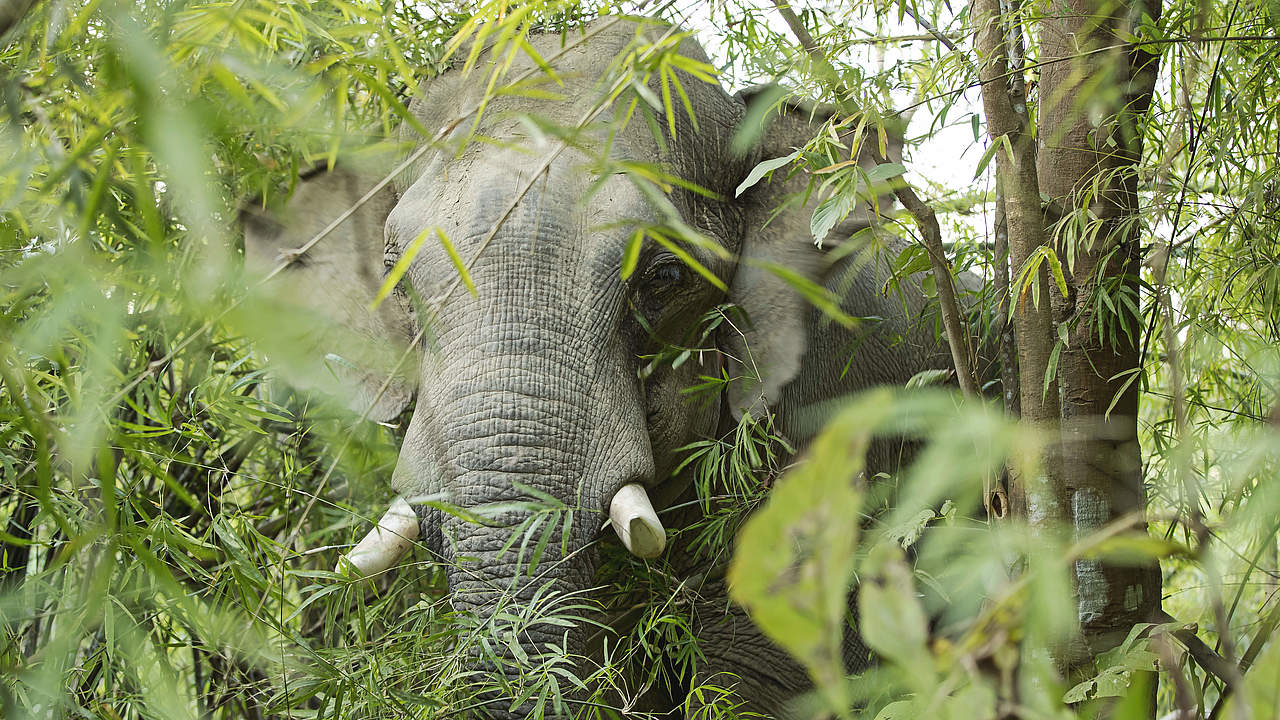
[3,0,1280,718]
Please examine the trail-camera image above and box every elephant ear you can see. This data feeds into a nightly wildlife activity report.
[241,164,418,422]
[725,90,905,418]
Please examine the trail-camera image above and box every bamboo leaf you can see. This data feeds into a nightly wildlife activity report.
[811,186,857,246]
[735,150,802,197]
[650,232,726,292]
[621,228,644,279]
[438,227,477,297]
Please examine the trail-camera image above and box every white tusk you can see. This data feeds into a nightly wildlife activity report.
[336,497,420,577]
[609,483,666,559]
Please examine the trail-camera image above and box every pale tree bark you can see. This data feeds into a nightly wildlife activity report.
[1037,0,1164,663]
[974,0,1062,525]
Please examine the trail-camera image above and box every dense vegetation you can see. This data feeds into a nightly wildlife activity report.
[2,0,1279,718]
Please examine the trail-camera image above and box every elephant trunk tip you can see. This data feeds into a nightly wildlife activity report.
[336,496,420,578]
[609,483,666,559]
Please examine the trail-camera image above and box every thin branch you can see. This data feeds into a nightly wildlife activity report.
[845,32,962,45]
[770,0,840,85]
[897,1,961,53]
[894,184,980,395]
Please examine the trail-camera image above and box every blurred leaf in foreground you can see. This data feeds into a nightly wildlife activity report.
[728,389,893,715]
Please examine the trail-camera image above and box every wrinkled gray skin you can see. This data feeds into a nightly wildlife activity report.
[244,17,965,719]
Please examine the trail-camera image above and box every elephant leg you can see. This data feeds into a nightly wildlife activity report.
[683,581,871,720]
[685,593,809,718]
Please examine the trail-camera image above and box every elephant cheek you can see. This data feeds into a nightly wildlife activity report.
[644,352,724,479]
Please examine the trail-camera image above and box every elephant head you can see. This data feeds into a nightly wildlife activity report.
[244,15,941,717]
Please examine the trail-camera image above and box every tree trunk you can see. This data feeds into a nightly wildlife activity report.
[976,0,1165,690]
[974,0,1064,528]
[1037,0,1164,665]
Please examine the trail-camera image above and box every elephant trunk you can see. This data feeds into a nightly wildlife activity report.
[438,467,606,717]
[419,337,653,717]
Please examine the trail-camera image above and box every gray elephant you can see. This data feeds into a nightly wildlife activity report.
[242,15,971,719]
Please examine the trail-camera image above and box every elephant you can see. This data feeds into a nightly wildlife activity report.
[241,15,979,719]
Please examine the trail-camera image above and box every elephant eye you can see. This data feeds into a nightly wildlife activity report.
[643,257,685,290]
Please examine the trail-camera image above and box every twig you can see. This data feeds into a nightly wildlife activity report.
[893,184,979,395]
[846,33,961,45]
[897,1,961,53]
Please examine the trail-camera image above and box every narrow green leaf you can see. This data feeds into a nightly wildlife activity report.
[754,260,859,328]
[1044,339,1062,400]
[735,150,801,197]
[371,226,430,309]
[1044,246,1069,298]
[862,162,907,185]
[438,227,477,297]
[660,66,677,138]
[1104,367,1142,420]
[974,138,1001,178]
[650,232,726,292]
[859,545,929,667]
[669,70,698,132]
[621,229,644,279]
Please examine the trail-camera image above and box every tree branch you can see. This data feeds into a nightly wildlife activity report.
[898,2,961,53]
[893,184,979,396]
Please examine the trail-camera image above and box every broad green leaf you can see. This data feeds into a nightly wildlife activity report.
[875,700,920,720]
[811,187,857,247]
[863,162,907,185]
[729,390,894,716]
[859,544,929,667]
[906,368,954,389]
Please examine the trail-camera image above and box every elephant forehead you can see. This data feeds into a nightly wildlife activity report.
[386,153,655,286]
